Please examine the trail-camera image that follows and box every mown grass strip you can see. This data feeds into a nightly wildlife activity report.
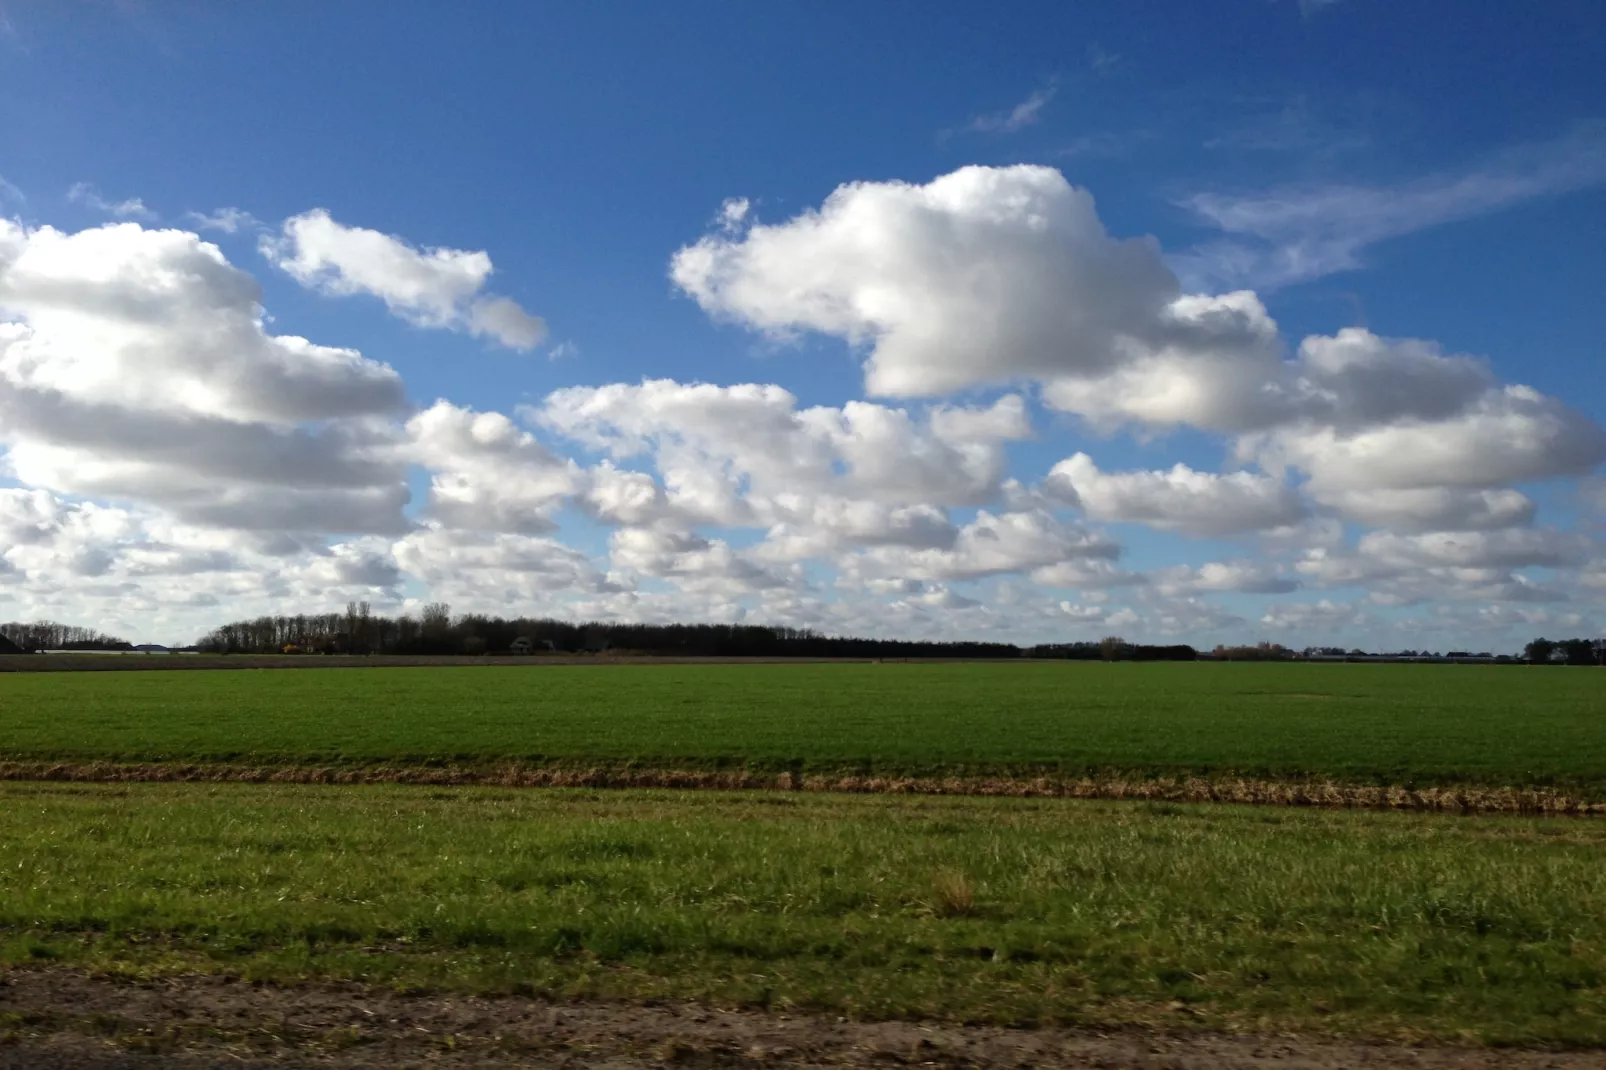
[1,782,1603,1045]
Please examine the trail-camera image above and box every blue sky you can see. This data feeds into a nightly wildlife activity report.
[0,1,1603,650]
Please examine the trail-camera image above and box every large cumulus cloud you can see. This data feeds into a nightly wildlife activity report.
[672,165,1271,401]
[0,220,413,534]
[1,167,1602,649]
[669,165,1605,547]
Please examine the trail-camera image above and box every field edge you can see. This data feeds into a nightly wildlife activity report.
[6,968,1604,1069]
[3,759,1603,814]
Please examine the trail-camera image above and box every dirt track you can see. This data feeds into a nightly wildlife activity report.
[1,970,1600,1069]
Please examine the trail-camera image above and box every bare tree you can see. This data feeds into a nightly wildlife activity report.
[421,602,452,638]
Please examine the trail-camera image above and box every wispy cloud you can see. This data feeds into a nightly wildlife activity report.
[1086,44,1122,77]
[0,173,24,206]
[67,182,156,221]
[1175,122,1606,289]
[0,1,30,54]
[1054,129,1152,161]
[943,79,1058,140]
[1202,95,1370,156]
[184,207,261,234]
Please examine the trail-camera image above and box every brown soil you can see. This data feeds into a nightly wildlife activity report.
[2,969,1600,1069]
[2,760,1601,816]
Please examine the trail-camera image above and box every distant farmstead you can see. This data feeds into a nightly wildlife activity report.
[0,634,21,655]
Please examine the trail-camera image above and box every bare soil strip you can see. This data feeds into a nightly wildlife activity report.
[3,969,1602,1069]
[2,761,1601,815]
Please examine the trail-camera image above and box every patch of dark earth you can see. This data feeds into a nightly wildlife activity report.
[1,970,1599,1069]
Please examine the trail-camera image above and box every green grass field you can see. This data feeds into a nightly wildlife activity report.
[2,782,1602,1044]
[1,662,1602,792]
[4,663,1606,1047]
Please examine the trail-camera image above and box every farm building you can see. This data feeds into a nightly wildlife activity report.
[0,633,21,655]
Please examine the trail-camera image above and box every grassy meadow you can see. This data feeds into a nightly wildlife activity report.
[1,781,1603,1044]
[4,661,1604,1046]
[0,661,1602,793]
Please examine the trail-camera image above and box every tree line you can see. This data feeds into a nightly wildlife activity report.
[0,621,132,652]
[2,608,1601,664]
[1023,638,1200,661]
[1523,638,1606,666]
[194,603,1025,659]
[185,615,1606,664]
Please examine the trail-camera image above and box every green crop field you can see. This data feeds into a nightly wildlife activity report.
[0,662,1602,793]
[4,664,1606,1051]
[2,782,1602,1045]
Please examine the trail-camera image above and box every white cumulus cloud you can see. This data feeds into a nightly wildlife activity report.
[264,209,546,350]
[1045,452,1305,536]
[0,178,1599,650]
[0,219,411,534]
[671,165,1204,398]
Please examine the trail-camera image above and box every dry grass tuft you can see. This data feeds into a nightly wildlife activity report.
[930,868,975,918]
